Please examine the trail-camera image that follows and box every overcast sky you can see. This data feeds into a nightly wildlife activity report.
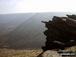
[0,0,76,14]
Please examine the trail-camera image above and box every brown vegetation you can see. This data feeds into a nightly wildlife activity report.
[0,49,42,57]
[0,46,76,57]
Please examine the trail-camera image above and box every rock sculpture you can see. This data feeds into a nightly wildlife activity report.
[42,14,76,51]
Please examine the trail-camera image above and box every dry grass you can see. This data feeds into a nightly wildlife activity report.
[0,49,42,57]
[0,46,76,57]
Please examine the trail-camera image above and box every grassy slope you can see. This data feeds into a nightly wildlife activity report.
[0,46,76,57]
[0,49,42,57]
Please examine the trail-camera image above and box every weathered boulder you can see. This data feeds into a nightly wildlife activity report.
[42,14,76,51]
[42,50,62,57]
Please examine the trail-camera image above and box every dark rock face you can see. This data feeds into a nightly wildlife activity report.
[42,15,76,51]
